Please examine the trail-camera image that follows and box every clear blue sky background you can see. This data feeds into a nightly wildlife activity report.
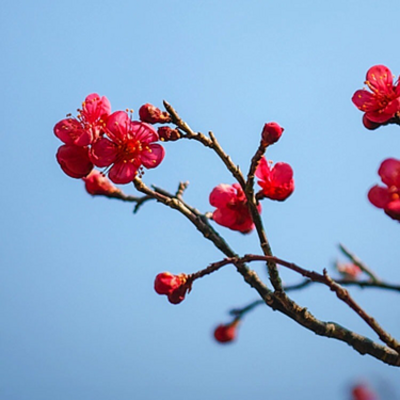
[1,1,400,399]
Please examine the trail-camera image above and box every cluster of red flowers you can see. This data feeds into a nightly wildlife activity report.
[209,122,294,234]
[54,94,165,185]
[353,66,400,223]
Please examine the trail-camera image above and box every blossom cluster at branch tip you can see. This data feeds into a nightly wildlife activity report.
[154,272,191,304]
[368,158,400,222]
[213,320,239,344]
[336,262,361,280]
[255,157,294,201]
[209,183,261,233]
[139,103,171,124]
[54,94,165,185]
[352,384,378,400]
[352,65,400,129]
[82,170,121,196]
[261,122,284,145]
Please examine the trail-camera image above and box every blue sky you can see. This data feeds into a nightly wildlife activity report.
[1,1,400,399]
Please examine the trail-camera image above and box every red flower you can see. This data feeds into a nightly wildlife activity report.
[256,157,294,201]
[352,65,400,124]
[209,183,261,233]
[261,122,284,145]
[368,158,400,221]
[82,170,121,196]
[91,111,165,184]
[336,262,361,279]
[56,145,93,178]
[54,93,111,147]
[154,272,190,304]
[139,103,171,124]
[214,321,239,344]
[352,384,378,400]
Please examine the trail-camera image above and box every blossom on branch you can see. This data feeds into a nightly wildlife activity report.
[54,93,111,147]
[90,111,165,184]
[54,93,111,178]
[209,183,261,233]
[352,65,400,125]
[368,158,400,221]
[256,157,294,201]
[154,272,190,304]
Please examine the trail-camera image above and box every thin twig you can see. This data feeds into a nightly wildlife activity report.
[339,243,380,282]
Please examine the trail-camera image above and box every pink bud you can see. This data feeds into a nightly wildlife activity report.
[261,122,284,145]
[214,322,238,344]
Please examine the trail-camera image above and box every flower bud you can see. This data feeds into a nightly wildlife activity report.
[352,384,377,400]
[213,321,239,343]
[261,122,284,145]
[83,170,121,196]
[154,272,189,304]
[157,126,181,142]
[336,262,361,279]
[139,103,171,124]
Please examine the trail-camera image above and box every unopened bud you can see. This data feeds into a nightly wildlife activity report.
[261,122,284,145]
[139,103,171,124]
[154,272,190,304]
[158,126,181,142]
[213,321,239,343]
[83,170,121,196]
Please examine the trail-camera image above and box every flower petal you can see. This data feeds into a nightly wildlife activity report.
[82,93,111,123]
[366,65,394,94]
[378,158,400,187]
[255,157,271,180]
[385,201,400,221]
[209,184,236,207]
[368,185,390,209]
[351,90,377,111]
[56,145,93,178]
[90,138,118,167]
[108,161,138,184]
[106,111,130,141]
[141,143,165,169]
[271,162,294,186]
[131,121,159,143]
[54,118,93,146]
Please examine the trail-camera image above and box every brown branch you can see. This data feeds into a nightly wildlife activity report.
[221,254,400,355]
[163,101,283,292]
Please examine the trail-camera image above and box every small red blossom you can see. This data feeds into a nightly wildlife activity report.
[82,170,121,196]
[214,321,239,344]
[352,384,378,400]
[336,262,361,279]
[255,157,294,201]
[90,111,165,184]
[56,145,93,178]
[352,65,400,124]
[154,272,190,304]
[54,93,111,147]
[157,126,181,142]
[368,158,400,221]
[261,122,284,145]
[209,183,261,233]
[139,103,171,124]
